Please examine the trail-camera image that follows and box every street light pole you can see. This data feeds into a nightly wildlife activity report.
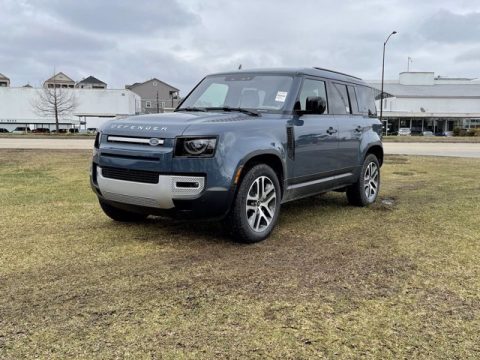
[380,31,397,134]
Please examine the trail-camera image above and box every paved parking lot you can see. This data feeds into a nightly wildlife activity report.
[1,138,480,158]
[383,142,480,158]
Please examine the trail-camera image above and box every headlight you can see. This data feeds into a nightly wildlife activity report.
[175,137,217,157]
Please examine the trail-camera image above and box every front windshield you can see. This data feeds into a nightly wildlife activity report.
[179,74,294,112]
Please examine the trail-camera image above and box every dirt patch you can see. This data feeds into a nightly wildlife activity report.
[393,171,416,176]
[371,197,397,212]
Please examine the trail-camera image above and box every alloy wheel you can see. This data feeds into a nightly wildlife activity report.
[245,176,277,232]
[364,162,379,202]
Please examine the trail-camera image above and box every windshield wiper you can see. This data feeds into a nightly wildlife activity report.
[176,107,207,112]
[205,107,260,117]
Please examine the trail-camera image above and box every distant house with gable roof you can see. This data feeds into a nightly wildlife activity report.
[76,76,107,89]
[126,78,180,113]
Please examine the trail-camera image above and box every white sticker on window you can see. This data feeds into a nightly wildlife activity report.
[275,91,288,102]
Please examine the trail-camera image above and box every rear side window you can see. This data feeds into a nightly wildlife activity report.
[356,85,377,117]
[298,79,328,113]
[331,83,350,114]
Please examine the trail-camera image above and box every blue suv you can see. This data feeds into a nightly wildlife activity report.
[91,67,383,243]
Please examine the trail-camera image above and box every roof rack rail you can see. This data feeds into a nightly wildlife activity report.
[313,67,362,80]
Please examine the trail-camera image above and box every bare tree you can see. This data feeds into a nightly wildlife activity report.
[32,81,77,133]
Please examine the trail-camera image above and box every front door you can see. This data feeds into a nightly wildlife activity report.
[292,78,339,186]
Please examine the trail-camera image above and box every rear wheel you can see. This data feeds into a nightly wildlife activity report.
[225,164,281,243]
[346,154,380,206]
[99,200,148,222]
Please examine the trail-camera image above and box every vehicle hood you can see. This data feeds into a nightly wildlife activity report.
[100,112,255,138]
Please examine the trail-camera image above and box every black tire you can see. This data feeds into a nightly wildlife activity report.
[346,154,380,207]
[225,164,281,243]
[99,200,149,222]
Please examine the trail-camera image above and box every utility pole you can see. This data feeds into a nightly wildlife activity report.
[156,91,160,113]
[380,30,398,135]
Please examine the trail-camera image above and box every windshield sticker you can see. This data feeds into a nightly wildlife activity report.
[275,91,288,102]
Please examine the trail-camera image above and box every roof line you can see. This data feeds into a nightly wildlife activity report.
[127,78,179,91]
[313,67,362,80]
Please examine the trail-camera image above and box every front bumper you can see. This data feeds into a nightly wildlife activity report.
[97,166,204,209]
[91,165,233,219]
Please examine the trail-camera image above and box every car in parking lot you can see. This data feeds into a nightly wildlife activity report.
[32,128,50,133]
[398,128,411,136]
[91,67,383,243]
[12,126,31,134]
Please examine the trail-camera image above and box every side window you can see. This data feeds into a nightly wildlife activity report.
[356,85,377,117]
[347,85,359,113]
[332,83,350,114]
[298,79,328,113]
[194,83,228,107]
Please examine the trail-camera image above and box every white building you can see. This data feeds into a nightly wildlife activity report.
[0,87,141,131]
[368,72,480,135]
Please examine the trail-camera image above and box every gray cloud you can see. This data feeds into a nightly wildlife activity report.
[420,10,480,43]
[455,48,480,63]
[0,0,479,93]
[37,0,200,34]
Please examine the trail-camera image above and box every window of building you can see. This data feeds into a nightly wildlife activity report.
[153,81,157,87]
[145,101,152,108]
[298,79,328,113]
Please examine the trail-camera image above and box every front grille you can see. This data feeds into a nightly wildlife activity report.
[101,166,159,184]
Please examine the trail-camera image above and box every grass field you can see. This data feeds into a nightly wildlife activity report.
[1,150,479,359]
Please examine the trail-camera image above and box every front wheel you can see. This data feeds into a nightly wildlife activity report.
[346,154,380,206]
[225,164,281,243]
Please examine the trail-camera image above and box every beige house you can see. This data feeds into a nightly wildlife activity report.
[0,73,10,87]
[43,72,75,88]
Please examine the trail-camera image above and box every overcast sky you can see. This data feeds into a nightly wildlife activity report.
[1,0,480,94]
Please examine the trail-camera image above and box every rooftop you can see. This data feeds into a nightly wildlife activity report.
[210,67,367,85]
[368,83,480,98]
[77,76,106,85]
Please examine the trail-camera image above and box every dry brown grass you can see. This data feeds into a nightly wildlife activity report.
[1,150,479,359]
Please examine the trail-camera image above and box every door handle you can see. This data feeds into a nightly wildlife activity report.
[326,127,337,135]
[355,126,362,133]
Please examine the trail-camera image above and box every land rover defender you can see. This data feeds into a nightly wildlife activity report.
[91,67,383,243]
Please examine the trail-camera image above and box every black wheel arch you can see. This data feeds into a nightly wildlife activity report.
[234,151,286,199]
[365,144,384,167]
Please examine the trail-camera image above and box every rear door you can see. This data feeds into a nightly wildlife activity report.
[331,82,365,172]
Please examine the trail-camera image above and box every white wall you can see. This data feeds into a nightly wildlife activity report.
[0,87,141,130]
[379,97,480,114]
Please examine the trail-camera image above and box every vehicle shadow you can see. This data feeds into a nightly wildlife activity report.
[118,192,350,245]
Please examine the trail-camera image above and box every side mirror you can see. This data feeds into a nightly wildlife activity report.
[305,96,326,114]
